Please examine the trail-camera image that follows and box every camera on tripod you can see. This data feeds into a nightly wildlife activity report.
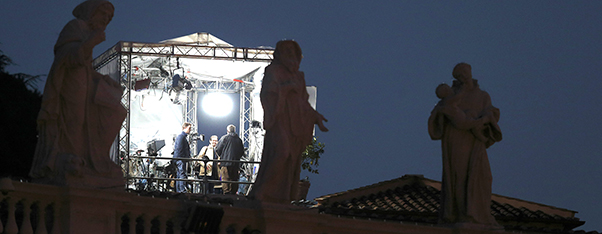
[190,132,204,141]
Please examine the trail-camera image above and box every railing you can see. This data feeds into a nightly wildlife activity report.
[125,156,260,195]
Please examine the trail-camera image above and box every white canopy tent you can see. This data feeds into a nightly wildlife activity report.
[159,32,233,47]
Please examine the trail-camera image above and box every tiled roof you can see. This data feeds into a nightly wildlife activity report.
[314,175,585,233]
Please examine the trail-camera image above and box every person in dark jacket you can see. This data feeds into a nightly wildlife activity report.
[215,124,244,195]
[174,122,192,193]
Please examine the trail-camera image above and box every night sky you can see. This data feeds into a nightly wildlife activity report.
[1,1,601,231]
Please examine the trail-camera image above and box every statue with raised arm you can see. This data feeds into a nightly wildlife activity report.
[30,0,126,188]
[247,40,328,204]
[428,63,502,229]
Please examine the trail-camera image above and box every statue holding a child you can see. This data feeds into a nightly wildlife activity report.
[428,63,502,229]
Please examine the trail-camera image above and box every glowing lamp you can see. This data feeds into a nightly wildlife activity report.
[202,92,233,117]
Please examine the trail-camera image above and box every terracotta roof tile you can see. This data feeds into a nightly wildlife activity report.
[315,175,586,233]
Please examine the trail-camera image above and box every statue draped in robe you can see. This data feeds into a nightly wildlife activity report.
[30,0,126,187]
[247,40,328,204]
[428,63,502,229]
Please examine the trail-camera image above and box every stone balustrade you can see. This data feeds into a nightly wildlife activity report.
[1,178,505,234]
[0,179,193,234]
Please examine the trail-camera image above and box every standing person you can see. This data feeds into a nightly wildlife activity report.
[174,122,192,193]
[196,135,219,193]
[30,0,126,187]
[428,63,502,229]
[215,124,244,195]
[247,40,328,204]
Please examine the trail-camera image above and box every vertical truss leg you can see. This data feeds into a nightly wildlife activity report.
[184,90,198,154]
[120,53,132,188]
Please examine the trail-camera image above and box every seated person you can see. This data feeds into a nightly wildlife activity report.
[194,135,219,193]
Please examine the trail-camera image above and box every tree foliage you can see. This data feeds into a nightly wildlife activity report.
[0,50,13,73]
[301,137,325,174]
[0,49,42,178]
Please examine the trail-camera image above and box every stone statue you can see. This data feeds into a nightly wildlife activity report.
[428,63,502,229]
[247,40,328,204]
[29,0,126,188]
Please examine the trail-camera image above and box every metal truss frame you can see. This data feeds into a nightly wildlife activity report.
[118,53,132,174]
[93,41,273,186]
[183,90,198,154]
[95,42,274,62]
[193,78,255,146]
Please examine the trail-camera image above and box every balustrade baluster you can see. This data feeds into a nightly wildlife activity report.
[129,213,137,234]
[20,199,34,234]
[171,218,181,234]
[143,214,152,234]
[5,197,19,234]
[116,212,125,234]
[50,202,61,234]
[158,216,166,234]
[0,198,3,233]
[35,202,48,234]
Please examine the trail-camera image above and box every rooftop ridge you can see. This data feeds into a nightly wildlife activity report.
[316,174,578,219]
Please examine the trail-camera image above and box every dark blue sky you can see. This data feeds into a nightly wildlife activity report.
[1,1,601,231]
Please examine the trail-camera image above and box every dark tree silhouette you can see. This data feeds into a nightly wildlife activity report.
[0,49,43,178]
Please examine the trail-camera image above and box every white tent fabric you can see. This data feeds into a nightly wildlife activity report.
[129,89,183,166]
[129,56,269,122]
[159,32,233,47]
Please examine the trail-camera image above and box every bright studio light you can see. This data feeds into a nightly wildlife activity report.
[202,92,233,117]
